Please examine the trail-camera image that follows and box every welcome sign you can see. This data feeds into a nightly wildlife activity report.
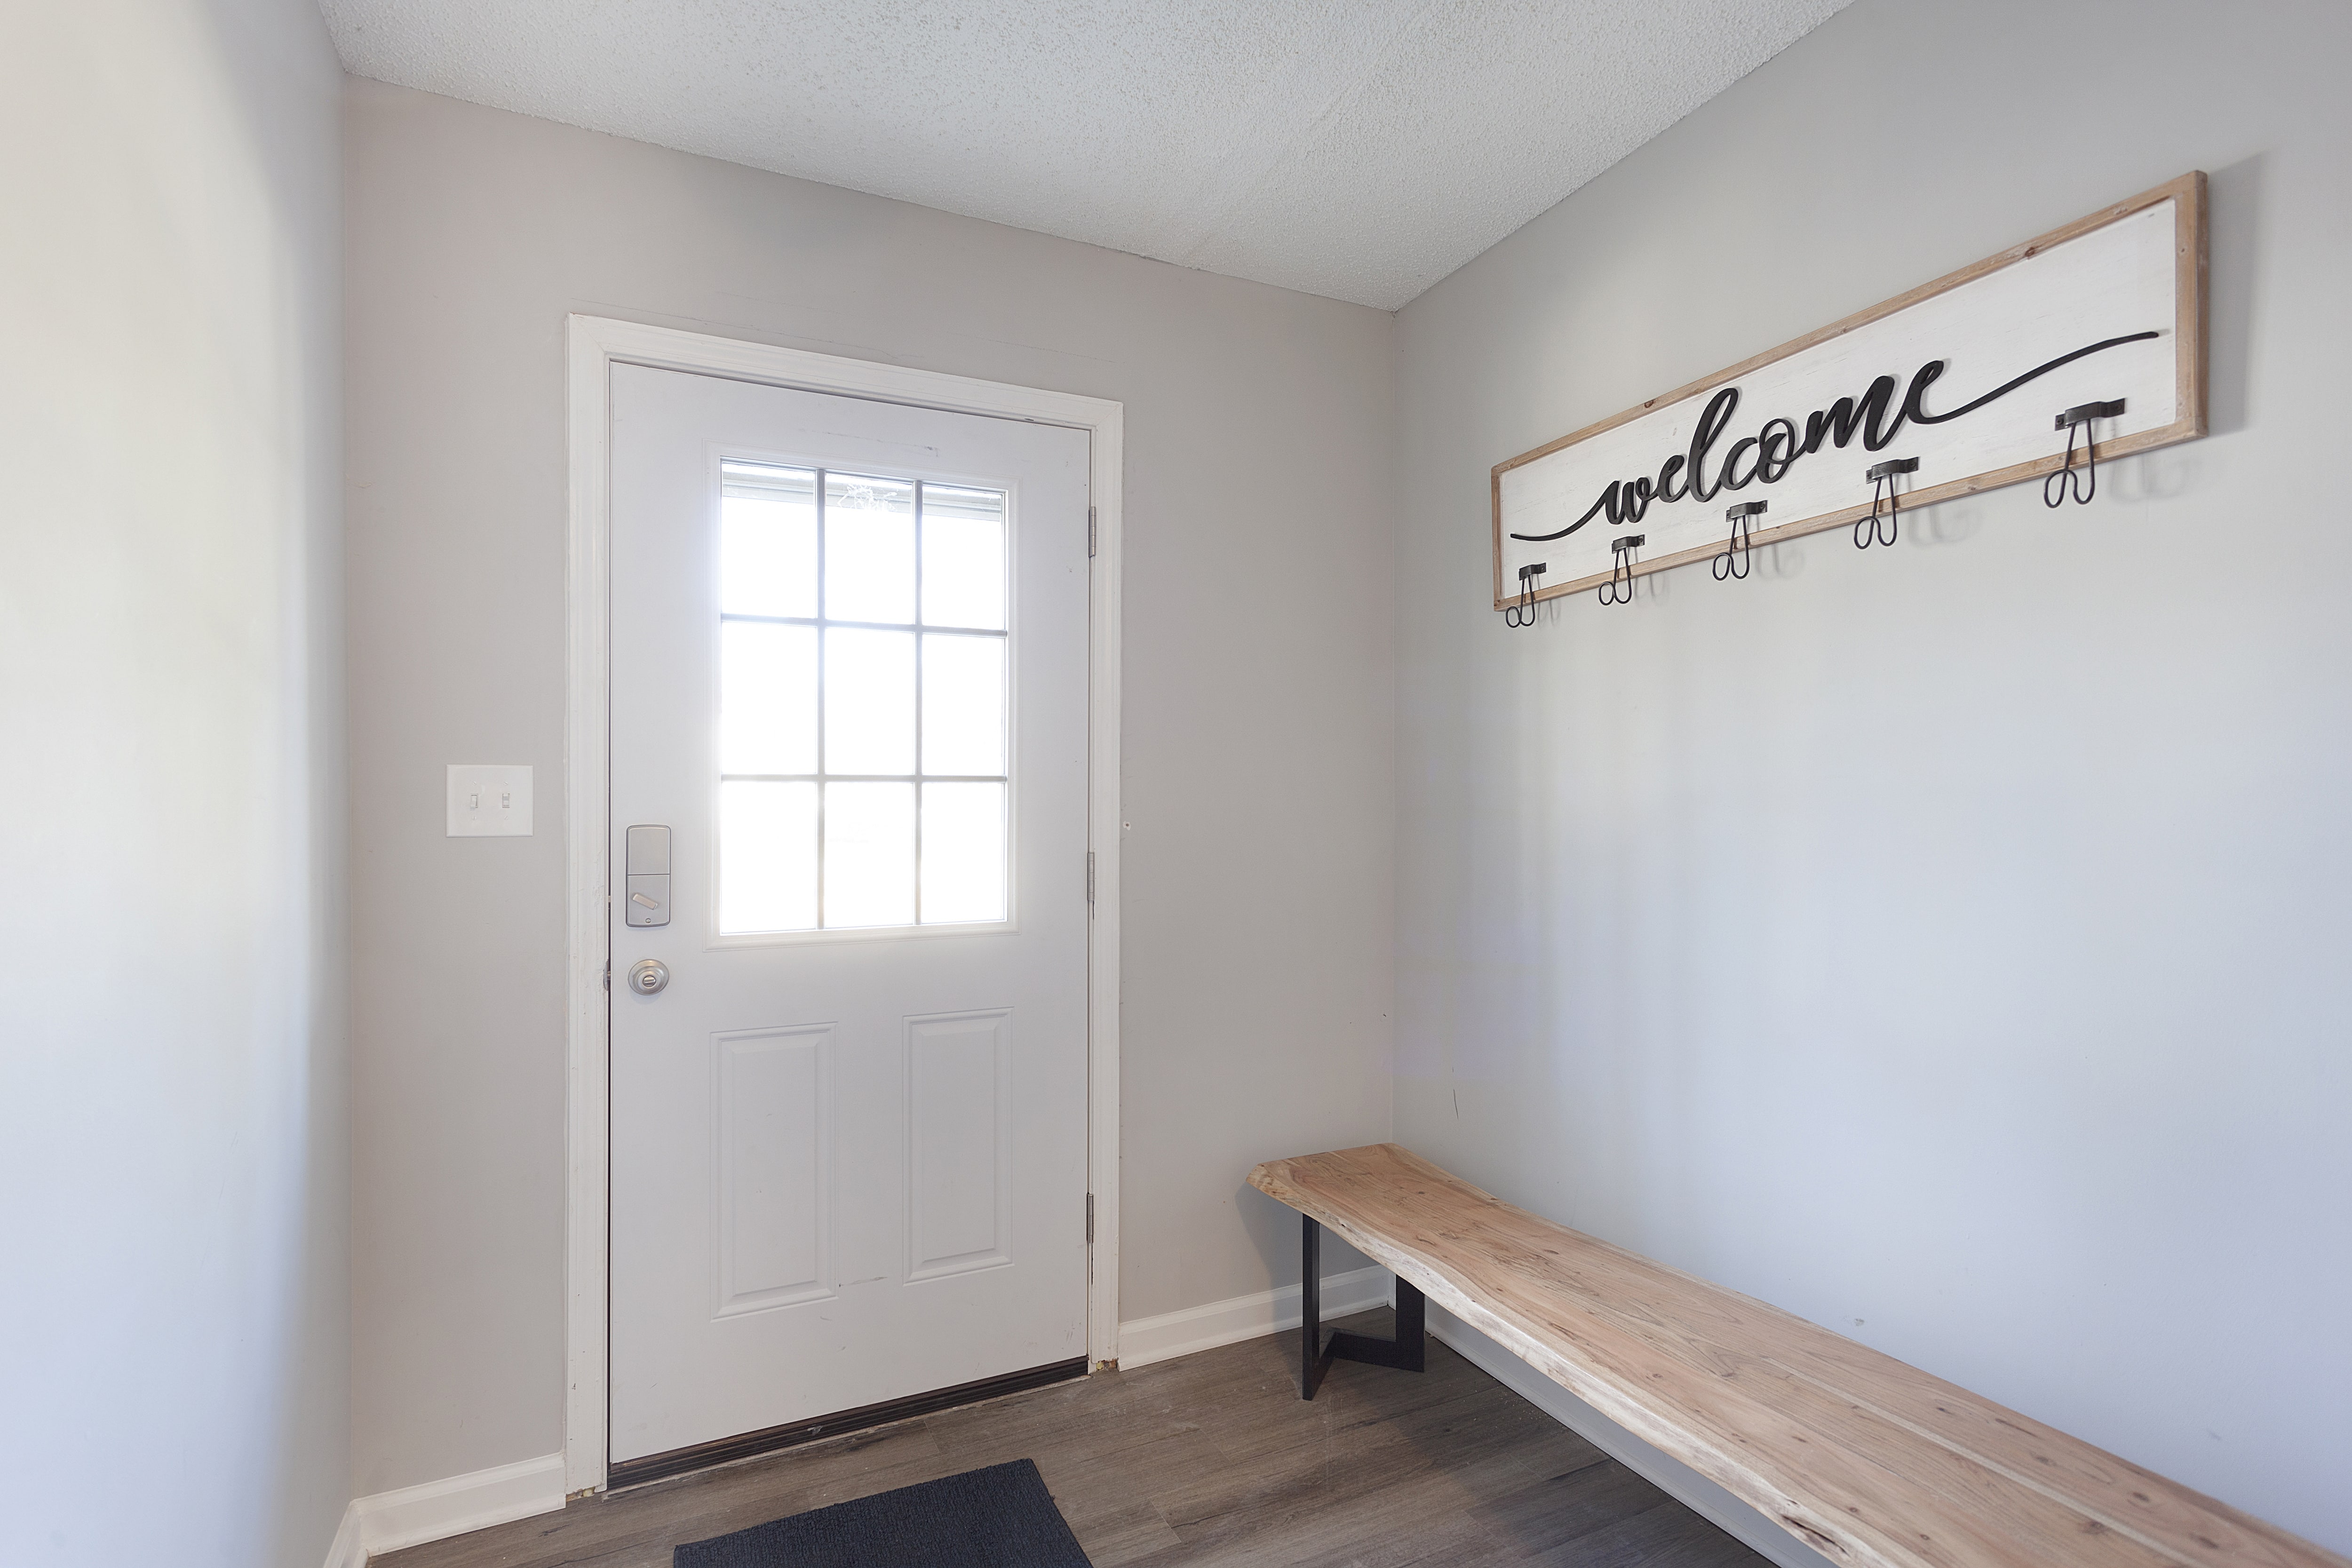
[1493,174,2207,608]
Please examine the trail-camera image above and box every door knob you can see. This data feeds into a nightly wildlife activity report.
[628,959,670,996]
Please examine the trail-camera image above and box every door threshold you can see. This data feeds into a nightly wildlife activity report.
[606,1357,1092,1491]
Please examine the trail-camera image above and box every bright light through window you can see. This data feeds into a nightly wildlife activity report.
[717,461,1009,933]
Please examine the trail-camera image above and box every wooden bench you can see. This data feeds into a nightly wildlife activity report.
[1248,1143,2344,1568]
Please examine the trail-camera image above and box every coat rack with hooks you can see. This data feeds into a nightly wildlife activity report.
[1489,173,2206,622]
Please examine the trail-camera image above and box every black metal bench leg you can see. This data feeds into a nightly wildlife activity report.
[1297,1213,1426,1401]
[1300,1214,1326,1399]
[1393,1274,1426,1368]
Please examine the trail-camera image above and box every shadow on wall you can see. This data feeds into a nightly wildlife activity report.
[2204,151,2262,438]
[1,2,348,1568]
[1236,1175,1373,1297]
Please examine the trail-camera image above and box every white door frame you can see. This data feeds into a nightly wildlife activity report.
[563,315,1123,1496]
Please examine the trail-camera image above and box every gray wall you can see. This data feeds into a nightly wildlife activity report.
[1393,0,2349,1552]
[345,80,1394,1493]
[0,1,348,1565]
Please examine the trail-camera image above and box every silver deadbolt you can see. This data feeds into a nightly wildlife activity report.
[625,825,672,927]
[627,959,670,996]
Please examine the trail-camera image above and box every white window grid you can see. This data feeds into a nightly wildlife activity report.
[718,461,1009,931]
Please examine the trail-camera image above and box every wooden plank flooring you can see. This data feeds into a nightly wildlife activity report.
[381,1309,1772,1568]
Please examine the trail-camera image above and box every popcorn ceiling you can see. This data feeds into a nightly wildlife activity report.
[319,0,1851,310]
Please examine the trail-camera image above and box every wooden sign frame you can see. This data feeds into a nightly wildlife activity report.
[1490,172,2208,609]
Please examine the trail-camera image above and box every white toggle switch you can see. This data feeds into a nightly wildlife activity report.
[448,764,533,837]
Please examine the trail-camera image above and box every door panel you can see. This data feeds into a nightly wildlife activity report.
[713,1024,830,1316]
[906,1009,1012,1280]
[607,364,1091,1465]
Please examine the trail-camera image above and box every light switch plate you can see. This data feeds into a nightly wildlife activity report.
[447,764,533,837]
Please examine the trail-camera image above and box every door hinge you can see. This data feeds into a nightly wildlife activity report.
[1086,850,1095,906]
[602,961,611,992]
[1086,1193,1095,1244]
[1088,505,1097,559]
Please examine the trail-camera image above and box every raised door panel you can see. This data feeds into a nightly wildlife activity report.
[906,1009,1012,1281]
[714,1025,831,1315]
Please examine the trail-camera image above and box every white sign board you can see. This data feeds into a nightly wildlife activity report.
[1493,175,2206,609]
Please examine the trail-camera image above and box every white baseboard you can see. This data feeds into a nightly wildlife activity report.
[1426,1305,1833,1568]
[1116,1266,1391,1369]
[319,1500,366,1568]
[342,1451,567,1560]
[322,1280,1381,1564]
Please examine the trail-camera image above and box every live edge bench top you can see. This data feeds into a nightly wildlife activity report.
[1248,1144,2344,1568]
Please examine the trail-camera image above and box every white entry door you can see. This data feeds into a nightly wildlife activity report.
[607,362,1093,1473]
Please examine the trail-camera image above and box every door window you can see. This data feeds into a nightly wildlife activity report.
[716,460,1009,933]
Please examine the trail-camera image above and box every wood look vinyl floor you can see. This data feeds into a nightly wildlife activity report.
[381,1310,1772,1568]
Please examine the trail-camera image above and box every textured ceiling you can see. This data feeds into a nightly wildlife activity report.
[318,0,1851,310]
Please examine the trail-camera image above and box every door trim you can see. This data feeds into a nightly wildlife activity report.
[564,314,1125,1496]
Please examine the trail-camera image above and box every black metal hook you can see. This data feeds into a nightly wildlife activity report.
[1598,534,1643,606]
[1714,502,1765,581]
[1505,561,1546,627]
[1855,457,1918,549]
[2046,399,2123,507]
